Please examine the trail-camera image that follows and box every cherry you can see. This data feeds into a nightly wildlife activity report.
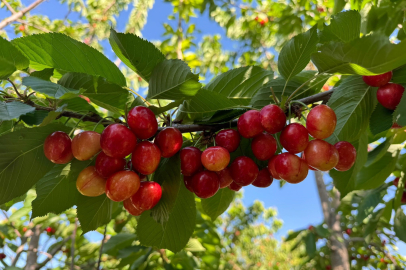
[280,123,309,153]
[301,152,317,171]
[217,167,234,188]
[362,71,392,87]
[274,153,308,184]
[267,155,280,180]
[130,181,162,210]
[22,227,28,233]
[201,146,230,172]
[191,171,220,198]
[215,129,240,152]
[131,141,161,175]
[18,25,25,31]
[402,191,406,204]
[123,198,143,216]
[44,131,74,164]
[346,228,352,235]
[95,152,126,178]
[45,227,55,234]
[106,171,140,202]
[127,106,158,139]
[304,139,339,171]
[325,266,331,270]
[183,175,194,192]
[252,168,273,188]
[155,127,183,158]
[228,181,242,191]
[230,156,259,186]
[306,105,337,139]
[100,124,137,158]
[260,104,286,134]
[72,131,101,161]
[0,253,5,260]
[377,83,404,110]
[251,133,277,160]
[237,110,263,138]
[76,166,107,197]
[392,123,403,129]
[393,177,400,187]
[308,225,314,231]
[180,147,203,176]
[334,141,357,171]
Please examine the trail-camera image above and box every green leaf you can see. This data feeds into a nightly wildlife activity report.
[0,101,35,121]
[0,194,26,211]
[185,238,206,252]
[137,183,196,253]
[369,104,394,136]
[332,0,346,14]
[149,99,184,115]
[201,188,234,221]
[394,174,405,210]
[0,124,70,205]
[365,138,392,167]
[304,232,316,258]
[9,190,36,222]
[285,229,304,242]
[22,76,80,99]
[356,186,387,223]
[0,37,29,79]
[392,66,406,84]
[393,91,406,127]
[31,159,93,218]
[102,233,137,256]
[77,194,118,233]
[109,30,165,81]
[312,35,406,75]
[31,68,54,81]
[147,59,201,100]
[326,76,376,144]
[394,208,406,243]
[20,110,49,126]
[319,10,361,44]
[59,97,97,114]
[12,33,126,86]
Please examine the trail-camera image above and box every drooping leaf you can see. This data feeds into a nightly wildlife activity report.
[12,33,126,86]
[394,208,406,243]
[356,185,387,223]
[201,188,234,221]
[0,101,35,121]
[319,10,361,44]
[23,76,80,99]
[369,104,394,136]
[0,37,29,79]
[102,233,137,256]
[20,110,49,126]
[393,91,406,127]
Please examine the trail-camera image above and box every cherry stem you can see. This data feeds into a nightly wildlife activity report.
[124,87,151,106]
[7,78,24,100]
[68,113,92,136]
[92,116,116,131]
[270,86,280,105]
[193,135,203,147]
[286,72,326,103]
[290,100,310,110]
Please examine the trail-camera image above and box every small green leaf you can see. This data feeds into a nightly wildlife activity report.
[185,238,206,252]
[31,68,54,81]
[394,208,406,243]
[20,110,49,126]
[304,232,316,258]
[23,76,80,99]
[369,104,394,136]
[0,194,26,211]
[356,186,387,223]
[319,10,361,43]
[393,91,406,127]
[0,101,35,121]
[102,233,137,256]
[201,188,234,221]
[9,190,36,222]
[149,99,184,115]
[0,37,29,79]
[180,89,240,114]
[394,174,405,210]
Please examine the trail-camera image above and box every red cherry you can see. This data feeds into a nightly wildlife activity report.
[306,105,337,139]
[201,146,230,172]
[22,227,27,233]
[346,228,352,235]
[131,141,161,175]
[72,131,101,161]
[362,71,392,87]
[95,152,126,178]
[260,104,286,134]
[401,191,406,204]
[217,167,234,188]
[377,83,404,110]
[180,147,203,176]
[252,168,273,188]
[301,153,317,171]
[230,156,259,186]
[76,166,106,197]
[308,225,314,231]
[280,123,309,153]
[100,124,137,158]
[106,171,140,202]
[127,106,158,139]
[267,155,280,180]
[191,171,220,198]
[130,181,162,210]
[237,110,263,138]
[274,153,308,184]
[394,177,400,187]
[304,140,339,171]
[334,141,357,171]
[44,131,74,164]
[155,127,183,158]
[251,133,277,160]
[392,123,403,129]
[123,198,143,216]
[45,227,52,233]
[183,175,194,192]
[215,129,240,152]
[18,25,25,31]
[228,181,242,191]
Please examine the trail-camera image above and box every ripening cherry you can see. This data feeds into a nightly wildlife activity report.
[393,177,400,187]
[180,147,203,176]
[252,168,273,188]
[377,83,405,110]
[228,181,242,191]
[306,105,337,139]
[44,131,74,164]
[106,171,140,202]
[251,133,277,160]
[334,141,357,171]
[72,131,101,161]
[76,166,107,197]
[215,129,240,152]
[191,171,220,198]
[217,167,234,188]
[260,104,286,134]
[346,228,352,235]
[155,127,183,158]
[237,110,263,138]
[280,123,309,153]
[95,152,126,178]
[362,71,392,87]
[301,152,317,171]
[201,146,230,172]
[230,156,259,186]
[131,141,161,175]
[267,155,280,180]
[18,25,25,32]
[183,175,194,192]
[130,181,162,210]
[123,198,143,216]
[304,139,339,171]
[127,106,158,139]
[100,124,137,158]
[274,153,308,184]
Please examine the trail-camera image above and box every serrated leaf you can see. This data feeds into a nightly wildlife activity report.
[185,238,206,252]
[0,124,70,204]
[12,33,125,86]
[201,188,234,221]
[109,30,165,81]
[0,194,26,211]
[180,89,240,114]
[102,233,137,256]
[369,104,394,135]
[319,10,361,44]
[278,25,318,81]
[9,190,36,221]
[20,110,49,126]
[393,90,406,127]
[0,37,29,79]
[394,208,406,243]
[23,76,80,99]
[0,101,35,121]
[356,186,387,223]
[147,59,201,100]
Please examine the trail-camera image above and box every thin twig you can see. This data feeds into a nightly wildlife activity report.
[0,0,46,30]
[35,237,70,270]
[7,79,24,99]
[1,0,16,14]
[70,220,78,270]
[124,87,151,106]
[97,225,108,270]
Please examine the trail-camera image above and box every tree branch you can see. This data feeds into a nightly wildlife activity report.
[70,220,78,270]
[314,171,330,223]
[1,0,16,14]
[96,225,107,270]
[25,225,41,270]
[0,0,46,30]
[34,237,70,270]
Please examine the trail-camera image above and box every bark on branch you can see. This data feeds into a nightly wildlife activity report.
[0,0,46,30]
